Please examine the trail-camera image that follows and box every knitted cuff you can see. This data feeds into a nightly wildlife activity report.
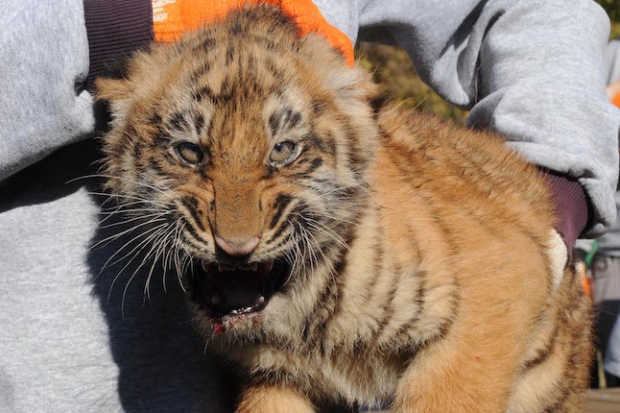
[84,0,154,94]
[544,171,590,260]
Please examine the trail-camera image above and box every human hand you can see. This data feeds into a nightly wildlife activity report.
[152,0,354,65]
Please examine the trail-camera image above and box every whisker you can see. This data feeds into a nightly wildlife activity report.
[121,227,173,315]
[171,219,188,293]
[86,191,170,208]
[107,224,171,305]
[143,229,175,303]
[91,215,168,255]
[69,173,179,201]
[100,223,168,280]
[89,216,168,252]
[99,211,170,229]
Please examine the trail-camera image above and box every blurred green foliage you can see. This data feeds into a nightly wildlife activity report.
[358,4,619,122]
[612,22,620,39]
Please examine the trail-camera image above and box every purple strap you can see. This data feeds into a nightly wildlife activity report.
[544,171,590,261]
[83,0,154,93]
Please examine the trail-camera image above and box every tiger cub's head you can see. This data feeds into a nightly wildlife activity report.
[97,4,379,336]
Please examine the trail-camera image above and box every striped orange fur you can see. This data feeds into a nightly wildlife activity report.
[97,5,592,412]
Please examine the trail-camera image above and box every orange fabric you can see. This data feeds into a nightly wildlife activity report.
[152,0,354,66]
[582,275,592,302]
[612,90,620,109]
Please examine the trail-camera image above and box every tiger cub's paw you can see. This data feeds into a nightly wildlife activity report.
[237,385,316,413]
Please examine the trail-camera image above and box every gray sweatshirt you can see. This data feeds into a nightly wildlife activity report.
[0,1,618,412]
[590,39,620,257]
[606,38,620,85]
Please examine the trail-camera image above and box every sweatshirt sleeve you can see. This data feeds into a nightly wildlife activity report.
[0,0,94,182]
[314,0,620,238]
[0,0,153,183]
[607,39,620,85]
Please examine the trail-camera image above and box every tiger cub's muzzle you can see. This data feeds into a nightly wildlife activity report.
[190,239,291,321]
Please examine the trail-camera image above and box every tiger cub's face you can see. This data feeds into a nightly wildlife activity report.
[97,6,378,335]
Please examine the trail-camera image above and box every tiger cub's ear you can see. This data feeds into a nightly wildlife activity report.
[95,77,135,120]
[95,77,133,102]
[94,48,154,120]
[301,33,384,115]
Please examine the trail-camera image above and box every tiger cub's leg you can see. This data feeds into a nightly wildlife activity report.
[391,338,515,412]
[390,293,537,413]
[506,266,592,413]
[237,385,316,413]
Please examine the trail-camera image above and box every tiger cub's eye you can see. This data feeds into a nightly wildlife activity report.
[174,142,205,166]
[270,141,298,165]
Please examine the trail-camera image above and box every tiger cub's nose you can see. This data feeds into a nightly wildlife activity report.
[215,235,260,258]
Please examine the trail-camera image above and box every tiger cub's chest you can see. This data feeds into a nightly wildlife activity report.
[241,344,405,405]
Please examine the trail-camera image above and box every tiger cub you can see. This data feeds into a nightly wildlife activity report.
[97,4,592,413]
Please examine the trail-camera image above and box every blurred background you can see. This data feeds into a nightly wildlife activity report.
[357,0,620,123]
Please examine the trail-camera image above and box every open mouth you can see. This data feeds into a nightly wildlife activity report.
[190,259,291,320]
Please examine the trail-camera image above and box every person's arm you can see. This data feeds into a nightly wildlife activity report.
[0,0,91,182]
[315,0,620,250]
[0,0,153,183]
[606,39,620,84]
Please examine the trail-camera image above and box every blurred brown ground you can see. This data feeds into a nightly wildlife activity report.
[368,389,620,412]
[356,42,468,123]
[584,388,620,412]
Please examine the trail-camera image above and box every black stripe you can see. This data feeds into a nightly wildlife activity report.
[264,226,294,249]
[179,216,209,247]
[322,131,337,157]
[132,142,143,160]
[266,201,308,244]
[312,99,326,115]
[291,158,324,179]
[268,111,284,135]
[181,195,206,232]
[522,327,558,371]
[286,111,301,129]
[168,112,188,131]
[266,219,294,246]
[302,247,344,346]
[301,268,337,341]
[148,157,166,176]
[219,76,232,98]
[308,158,323,172]
[372,263,402,342]
[264,55,281,77]
[269,194,293,229]
[360,210,383,309]
[201,37,216,50]
[148,114,163,126]
[153,134,171,149]
[190,61,213,83]
[193,85,213,103]
[194,113,205,135]
[162,152,176,166]
[390,277,427,347]
[230,19,243,36]
[305,133,330,155]
[318,227,358,338]
[226,42,235,65]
